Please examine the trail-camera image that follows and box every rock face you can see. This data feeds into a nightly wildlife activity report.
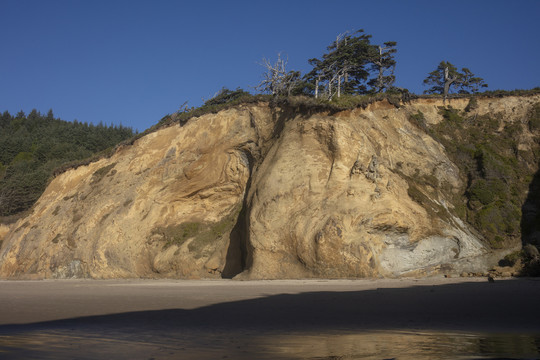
[1,95,539,279]
[0,106,269,279]
[242,101,483,279]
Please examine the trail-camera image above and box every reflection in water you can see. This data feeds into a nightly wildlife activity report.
[0,329,538,359]
[263,331,540,359]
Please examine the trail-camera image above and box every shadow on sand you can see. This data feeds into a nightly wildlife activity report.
[0,280,539,359]
[1,280,540,333]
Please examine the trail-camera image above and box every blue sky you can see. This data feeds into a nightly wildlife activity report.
[1,0,539,132]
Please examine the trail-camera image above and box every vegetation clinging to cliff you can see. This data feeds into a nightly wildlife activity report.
[426,101,540,249]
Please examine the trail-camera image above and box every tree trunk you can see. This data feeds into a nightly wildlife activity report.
[328,80,332,99]
[377,46,383,92]
[443,67,457,104]
[443,67,450,104]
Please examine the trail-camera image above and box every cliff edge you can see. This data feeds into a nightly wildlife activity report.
[1,94,539,279]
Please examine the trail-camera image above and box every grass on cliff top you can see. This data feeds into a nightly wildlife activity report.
[44,91,410,180]
[49,88,540,181]
[42,88,540,224]
[149,87,540,140]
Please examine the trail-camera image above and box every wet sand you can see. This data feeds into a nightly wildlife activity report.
[0,277,539,359]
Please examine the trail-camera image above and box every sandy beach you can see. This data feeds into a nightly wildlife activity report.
[0,277,539,359]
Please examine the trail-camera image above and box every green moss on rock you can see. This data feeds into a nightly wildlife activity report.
[428,100,540,249]
[152,222,201,248]
[151,205,242,255]
[188,205,241,255]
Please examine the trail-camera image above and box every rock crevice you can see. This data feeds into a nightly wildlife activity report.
[1,95,539,279]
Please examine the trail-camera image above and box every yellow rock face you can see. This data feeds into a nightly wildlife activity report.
[0,95,538,279]
[0,105,270,279]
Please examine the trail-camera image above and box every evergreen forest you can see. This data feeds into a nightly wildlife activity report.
[0,109,134,217]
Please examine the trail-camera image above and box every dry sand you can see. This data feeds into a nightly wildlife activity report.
[1,277,540,330]
[0,277,539,359]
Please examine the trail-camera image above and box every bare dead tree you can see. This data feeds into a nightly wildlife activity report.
[256,53,299,96]
[330,32,349,98]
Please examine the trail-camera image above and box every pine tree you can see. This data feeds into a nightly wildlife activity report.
[423,61,487,103]
[305,30,373,99]
[368,41,397,93]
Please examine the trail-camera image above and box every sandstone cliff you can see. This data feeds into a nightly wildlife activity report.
[1,94,539,279]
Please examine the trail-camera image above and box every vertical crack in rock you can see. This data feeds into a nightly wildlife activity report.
[222,149,255,278]
[2,95,539,279]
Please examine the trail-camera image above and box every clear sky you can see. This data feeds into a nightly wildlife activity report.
[1,0,539,132]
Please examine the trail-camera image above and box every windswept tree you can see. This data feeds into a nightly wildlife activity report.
[368,41,397,93]
[423,61,487,103]
[256,53,300,96]
[459,68,489,94]
[305,30,373,99]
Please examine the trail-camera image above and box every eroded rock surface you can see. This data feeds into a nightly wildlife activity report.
[0,106,274,279]
[1,95,539,279]
[242,102,485,279]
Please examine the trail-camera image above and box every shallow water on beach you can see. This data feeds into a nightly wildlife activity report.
[2,278,540,359]
[1,329,538,359]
